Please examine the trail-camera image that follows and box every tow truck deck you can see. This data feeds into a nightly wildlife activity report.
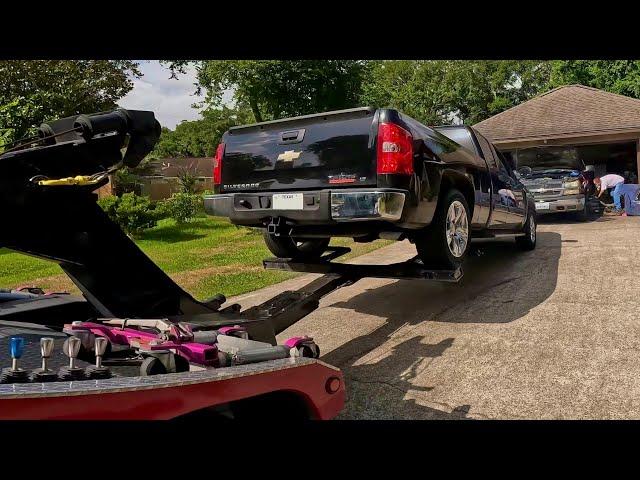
[0,109,461,420]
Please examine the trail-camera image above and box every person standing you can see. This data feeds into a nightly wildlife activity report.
[594,173,625,213]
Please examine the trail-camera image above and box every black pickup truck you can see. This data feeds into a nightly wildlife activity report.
[205,107,537,269]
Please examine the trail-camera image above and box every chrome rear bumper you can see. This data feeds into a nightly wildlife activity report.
[330,191,405,221]
[204,189,407,223]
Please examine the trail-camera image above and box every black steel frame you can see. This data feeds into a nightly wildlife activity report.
[0,109,462,347]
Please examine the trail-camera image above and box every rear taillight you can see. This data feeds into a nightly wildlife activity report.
[213,143,225,185]
[376,122,414,175]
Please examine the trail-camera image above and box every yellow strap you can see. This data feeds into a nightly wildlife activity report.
[38,175,102,186]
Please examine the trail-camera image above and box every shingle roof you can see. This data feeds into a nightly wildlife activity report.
[146,157,213,178]
[473,84,640,142]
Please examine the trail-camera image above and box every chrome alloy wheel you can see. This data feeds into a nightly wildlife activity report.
[529,214,536,243]
[446,200,469,258]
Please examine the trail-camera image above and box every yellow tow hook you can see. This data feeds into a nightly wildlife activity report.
[35,174,107,187]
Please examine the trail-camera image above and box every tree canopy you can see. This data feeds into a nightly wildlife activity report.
[150,106,253,158]
[548,60,640,98]
[0,60,141,143]
[6,59,640,160]
[156,59,640,159]
[166,60,368,123]
[360,60,552,126]
[167,60,554,127]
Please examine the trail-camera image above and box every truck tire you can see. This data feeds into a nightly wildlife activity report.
[574,197,590,222]
[574,206,590,222]
[415,189,471,270]
[516,208,537,250]
[263,233,329,260]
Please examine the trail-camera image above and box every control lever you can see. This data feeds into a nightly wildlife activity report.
[30,338,58,382]
[84,337,112,380]
[0,337,29,384]
[58,337,85,381]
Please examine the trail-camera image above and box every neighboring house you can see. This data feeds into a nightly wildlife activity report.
[95,180,114,199]
[137,157,214,200]
[474,84,640,181]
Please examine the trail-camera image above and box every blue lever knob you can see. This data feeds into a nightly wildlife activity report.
[10,337,25,359]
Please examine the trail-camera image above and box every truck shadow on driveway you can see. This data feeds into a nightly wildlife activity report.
[330,231,562,325]
[537,213,617,224]
[324,231,562,419]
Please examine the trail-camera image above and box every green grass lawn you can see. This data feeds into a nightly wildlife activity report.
[0,216,391,300]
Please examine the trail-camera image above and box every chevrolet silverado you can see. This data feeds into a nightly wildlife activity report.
[507,146,599,220]
[205,107,537,269]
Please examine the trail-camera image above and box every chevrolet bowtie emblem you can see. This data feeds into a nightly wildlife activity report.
[277,150,301,163]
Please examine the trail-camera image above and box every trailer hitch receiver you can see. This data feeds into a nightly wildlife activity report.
[267,217,290,236]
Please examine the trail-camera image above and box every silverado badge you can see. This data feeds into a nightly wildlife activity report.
[277,150,302,163]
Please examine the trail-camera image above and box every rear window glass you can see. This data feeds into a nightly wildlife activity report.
[474,133,498,168]
[433,127,477,154]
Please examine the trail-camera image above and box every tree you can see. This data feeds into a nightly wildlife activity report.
[360,61,449,125]
[150,105,253,158]
[176,162,198,193]
[0,99,25,152]
[360,60,551,125]
[165,60,368,123]
[0,60,141,142]
[548,60,640,98]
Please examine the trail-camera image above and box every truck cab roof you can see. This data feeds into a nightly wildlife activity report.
[228,107,376,133]
[432,125,483,157]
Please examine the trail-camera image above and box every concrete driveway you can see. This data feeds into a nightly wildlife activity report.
[230,215,640,419]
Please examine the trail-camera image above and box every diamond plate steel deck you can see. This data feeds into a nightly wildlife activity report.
[0,319,335,400]
[0,356,328,399]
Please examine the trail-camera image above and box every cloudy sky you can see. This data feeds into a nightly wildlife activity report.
[118,60,232,130]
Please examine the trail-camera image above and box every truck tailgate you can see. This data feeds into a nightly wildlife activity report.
[221,107,378,192]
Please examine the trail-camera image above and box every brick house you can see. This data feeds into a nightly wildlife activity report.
[136,157,213,201]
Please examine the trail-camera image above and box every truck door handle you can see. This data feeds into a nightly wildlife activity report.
[279,129,305,144]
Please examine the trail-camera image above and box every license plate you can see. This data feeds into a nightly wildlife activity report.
[272,193,304,210]
[535,202,550,210]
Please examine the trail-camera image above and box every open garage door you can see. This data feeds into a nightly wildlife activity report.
[577,142,637,182]
[503,142,638,184]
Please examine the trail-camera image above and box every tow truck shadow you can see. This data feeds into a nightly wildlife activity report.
[142,229,206,243]
[323,231,562,419]
[331,336,475,419]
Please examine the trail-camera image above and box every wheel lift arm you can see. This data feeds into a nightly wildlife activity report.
[0,108,464,419]
[0,107,462,345]
[0,110,356,347]
[0,109,351,419]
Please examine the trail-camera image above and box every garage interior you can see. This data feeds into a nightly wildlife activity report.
[503,142,638,183]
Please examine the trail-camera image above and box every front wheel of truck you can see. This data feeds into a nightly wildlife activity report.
[415,189,471,270]
[263,233,330,260]
[515,208,537,250]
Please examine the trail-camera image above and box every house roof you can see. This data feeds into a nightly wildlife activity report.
[473,84,640,143]
[146,157,213,178]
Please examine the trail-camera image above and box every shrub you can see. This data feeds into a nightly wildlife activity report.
[97,195,119,219]
[177,165,198,193]
[98,193,163,237]
[163,192,202,224]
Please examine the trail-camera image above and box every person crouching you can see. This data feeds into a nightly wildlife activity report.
[594,173,625,214]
